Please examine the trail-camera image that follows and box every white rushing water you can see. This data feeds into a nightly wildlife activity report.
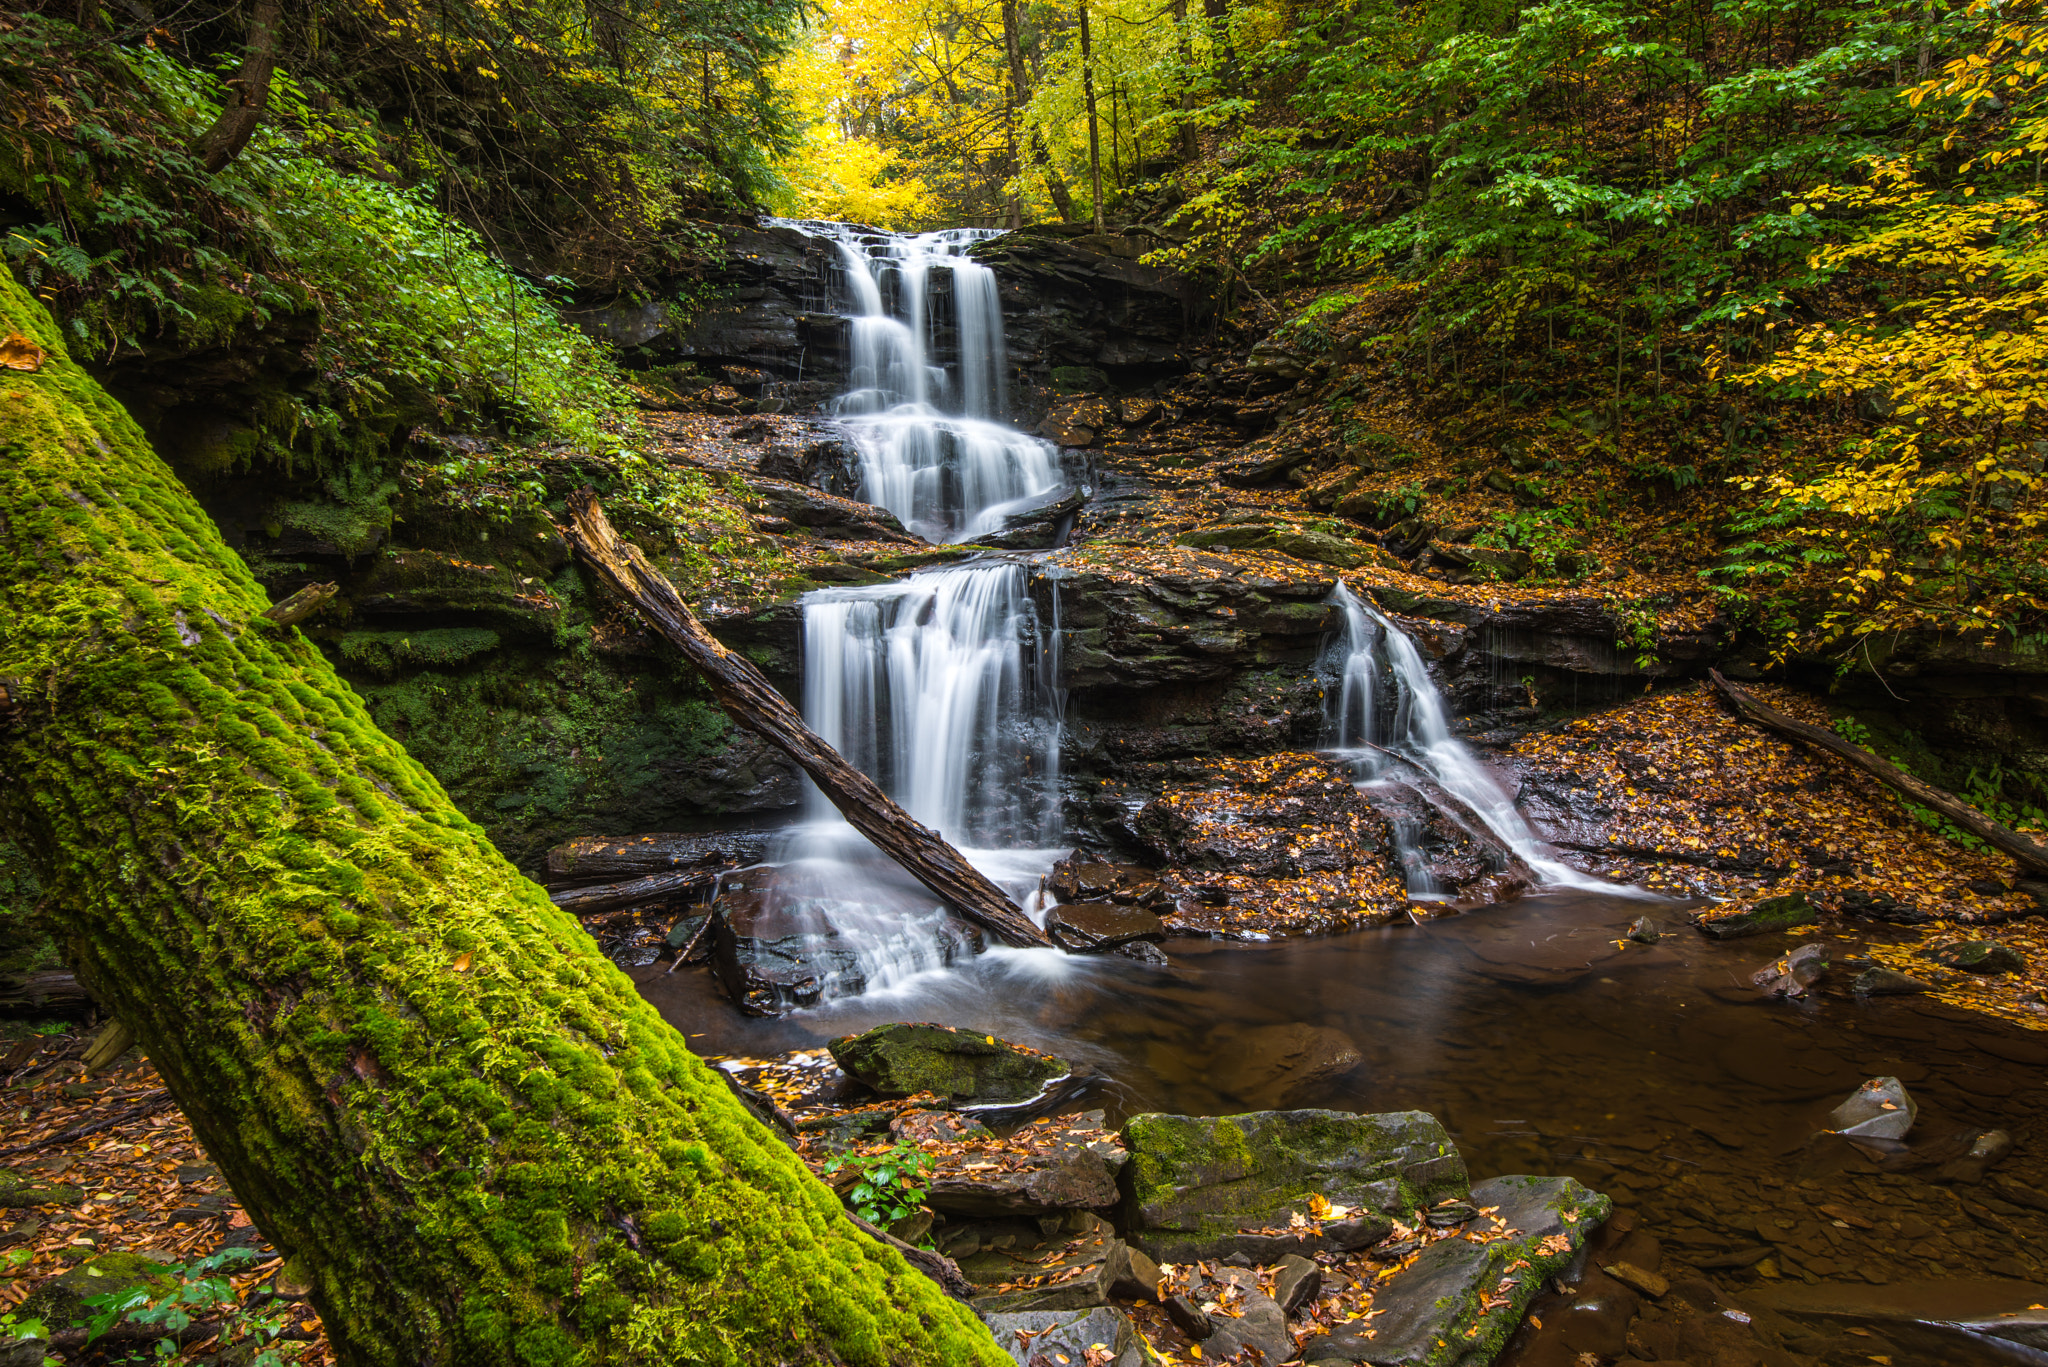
[778,221,1065,542]
[1322,582,1617,893]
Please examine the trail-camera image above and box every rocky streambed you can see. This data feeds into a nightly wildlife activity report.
[643,889,2048,1367]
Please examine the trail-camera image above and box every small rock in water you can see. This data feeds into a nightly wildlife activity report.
[1853,966,1932,996]
[1111,940,1170,967]
[1626,916,1661,944]
[1826,1076,1917,1140]
[1601,1260,1669,1298]
[1207,1022,1363,1111]
[1937,1128,2013,1185]
[1924,939,2027,975]
[1751,941,1829,997]
[978,1305,1144,1367]
[1044,901,1166,953]
[828,1022,1068,1103]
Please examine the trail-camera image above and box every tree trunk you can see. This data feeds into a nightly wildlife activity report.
[1173,0,1199,164]
[1707,670,2048,880]
[1079,0,1107,234]
[192,0,284,174]
[0,275,1009,1365]
[549,869,716,917]
[1002,0,1029,227]
[1034,129,1080,222]
[562,490,1054,951]
[0,968,94,1018]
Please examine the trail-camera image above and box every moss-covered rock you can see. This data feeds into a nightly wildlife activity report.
[16,1250,178,1329]
[0,1167,83,1209]
[1119,1109,1469,1264]
[828,1024,1069,1103]
[1174,524,1390,570]
[1695,891,1817,940]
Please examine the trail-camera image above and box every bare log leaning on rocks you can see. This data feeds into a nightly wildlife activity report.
[545,830,775,887]
[548,869,714,917]
[0,969,95,1018]
[1708,668,2048,880]
[562,489,1053,950]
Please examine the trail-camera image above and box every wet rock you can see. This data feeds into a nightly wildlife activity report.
[1626,916,1661,944]
[1164,1293,1213,1339]
[1202,1267,1295,1363]
[1356,1174,1610,1367]
[745,478,919,543]
[979,1304,1146,1367]
[1207,1023,1363,1110]
[1852,966,1932,996]
[1045,902,1167,953]
[829,1022,1069,1103]
[1301,1327,1379,1365]
[1110,1243,1162,1302]
[1751,941,1829,998]
[1746,1279,2048,1357]
[890,1109,993,1145]
[714,886,977,1015]
[1837,888,1932,924]
[1694,892,1817,940]
[1113,941,1171,967]
[1552,1268,1640,1358]
[1119,1108,1468,1264]
[953,1212,1138,1315]
[926,1115,1128,1217]
[1276,1253,1323,1313]
[970,485,1088,550]
[1825,1076,1917,1140]
[1924,939,2027,974]
[1135,753,1389,878]
[1935,1128,2012,1185]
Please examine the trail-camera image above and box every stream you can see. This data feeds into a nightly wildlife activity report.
[650,221,2048,1355]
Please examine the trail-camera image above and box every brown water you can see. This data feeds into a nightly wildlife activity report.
[638,889,2048,1315]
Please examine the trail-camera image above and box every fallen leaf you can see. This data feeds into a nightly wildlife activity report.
[453,952,473,972]
[0,334,45,372]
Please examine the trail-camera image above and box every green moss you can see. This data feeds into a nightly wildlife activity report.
[828,1023,1068,1102]
[337,628,503,679]
[0,273,1008,1366]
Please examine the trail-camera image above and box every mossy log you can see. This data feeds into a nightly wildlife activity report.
[1708,670,2048,880]
[0,274,1009,1364]
[563,489,1054,951]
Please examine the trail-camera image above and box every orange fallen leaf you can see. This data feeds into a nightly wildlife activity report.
[0,334,45,372]
[453,952,473,972]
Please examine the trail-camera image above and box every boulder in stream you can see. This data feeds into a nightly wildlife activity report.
[1750,941,1829,998]
[1825,1076,1917,1140]
[1119,1108,1468,1264]
[1045,901,1166,953]
[1851,966,1932,996]
[1206,1022,1363,1110]
[828,1022,1069,1103]
[1334,1174,1610,1367]
[1924,939,2027,974]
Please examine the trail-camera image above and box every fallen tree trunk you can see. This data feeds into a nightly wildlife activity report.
[0,968,95,1018]
[0,275,1009,1366]
[545,830,775,887]
[1708,669,2048,880]
[563,489,1052,951]
[548,869,715,917]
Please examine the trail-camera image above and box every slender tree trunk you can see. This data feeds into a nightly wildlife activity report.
[0,275,1008,1365]
[1033,128,1080,221]
[192,0,283,174]
[1173,0,1199,163]
[1002,0,1028,227]
[1079,0,1106,233]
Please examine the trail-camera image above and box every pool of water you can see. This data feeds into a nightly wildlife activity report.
[637,889,2048,1305]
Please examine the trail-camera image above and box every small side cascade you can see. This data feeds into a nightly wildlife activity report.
[777,220,1064,542]
[1322,582,1613,893]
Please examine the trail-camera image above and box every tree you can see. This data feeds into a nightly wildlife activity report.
[0,274,1007,1364]
[191,0,283,174]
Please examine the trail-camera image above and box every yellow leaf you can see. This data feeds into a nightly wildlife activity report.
[0,333,45,372]
[453,952,473,972]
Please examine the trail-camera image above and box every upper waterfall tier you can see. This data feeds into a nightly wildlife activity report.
[775,220,1065,544]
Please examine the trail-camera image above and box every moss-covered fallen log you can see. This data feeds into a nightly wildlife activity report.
[0,274,1008,1364]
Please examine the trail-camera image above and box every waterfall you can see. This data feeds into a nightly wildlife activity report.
[778,220,1065,542]
[1322,583,1615,893]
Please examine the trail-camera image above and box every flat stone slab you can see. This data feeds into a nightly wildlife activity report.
[1046,901,1167,953]
[952,1215,1137,1315]
[926,1113,1128,1217]
[1120,1108,1468,1264]
[1351,1174,1610,1367]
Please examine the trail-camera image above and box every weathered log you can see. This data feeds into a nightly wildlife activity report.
[261,581,338,627]
[846,1211,976,1303]
[545,830,775,887]
[563,489,1053,950]
[0,968,95,1018]
[1708,669,2048,880]
[548,869,714,917]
